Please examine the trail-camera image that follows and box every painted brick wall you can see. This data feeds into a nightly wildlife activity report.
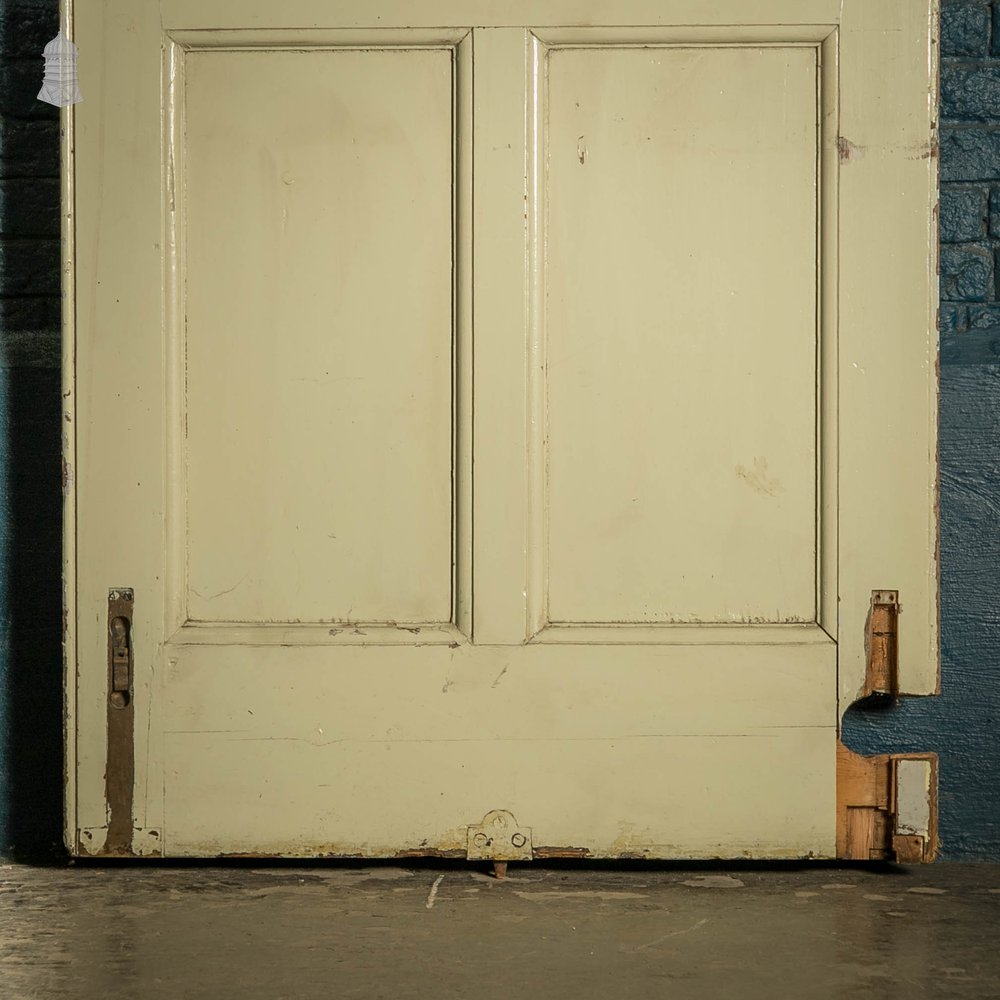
[0,2,997,859]
[939,0,1000,348]
[0,0,63,857]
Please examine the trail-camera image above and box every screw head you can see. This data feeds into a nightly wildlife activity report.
[473,832,489,848]
[511,833,526,848]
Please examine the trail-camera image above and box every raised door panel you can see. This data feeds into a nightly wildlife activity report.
[182,48,455,626]
[544,44,819,626]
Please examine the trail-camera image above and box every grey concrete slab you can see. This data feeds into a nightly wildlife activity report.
[1,862,999,999]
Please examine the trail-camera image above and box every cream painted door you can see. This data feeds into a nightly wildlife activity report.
[65,1,938,859]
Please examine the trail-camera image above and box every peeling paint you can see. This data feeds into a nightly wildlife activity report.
[532,846,592,859]
[219,852,281,860]
[909,139,940,161]
[837,137,866,163]
[393,848,465,860]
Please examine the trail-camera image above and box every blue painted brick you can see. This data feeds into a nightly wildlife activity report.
[0,4,58,60]
[942,2,991,57]
[941,329,1000,364]
[0,240,59,296]
[992,2,1000,57]
[0,59,58,121]
[942,65,1000,122]
[941,127,1000,181]
[0,179,59,237]
[940,304,970,333]
[941,186,988,241]
[0,297,60,332]
[941,243,995,301]
[989,188,1000,236]
[0,119,59,179]
[968,304,1000,329]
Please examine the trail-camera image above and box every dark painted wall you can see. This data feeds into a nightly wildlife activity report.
[0,0,63,858]
[0,1,998,859]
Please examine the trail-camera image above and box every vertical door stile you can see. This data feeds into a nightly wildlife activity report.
[471,28,531,645]
[525,32,547,641]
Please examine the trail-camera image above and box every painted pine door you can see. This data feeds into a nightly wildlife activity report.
[65,0,938,858]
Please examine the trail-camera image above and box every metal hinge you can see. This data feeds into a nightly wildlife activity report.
[108,588,134,709]
[467,810,532,878]
[105,588,136,856]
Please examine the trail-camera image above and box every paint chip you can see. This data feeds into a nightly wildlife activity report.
[907,886,947,895]
[863,894,894,902]
[837,136,866,163]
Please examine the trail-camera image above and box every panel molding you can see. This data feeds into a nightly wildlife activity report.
[165,28,472,49]
[162,30,472,636]
[165,622,467,647]
[526,27,840,642]
[531,25,837,46]
[530,623,836,646]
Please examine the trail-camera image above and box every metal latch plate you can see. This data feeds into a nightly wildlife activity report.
[467,810,532,861]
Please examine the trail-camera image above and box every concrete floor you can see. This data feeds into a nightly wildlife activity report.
[1,862,999,999]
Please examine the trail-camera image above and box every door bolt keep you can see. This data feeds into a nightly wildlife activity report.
[108,589,134,709]
[467,809,533,877]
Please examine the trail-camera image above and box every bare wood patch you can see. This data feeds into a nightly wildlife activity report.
[533,846,592,859]
[836,741,938,862]
[863,590,899,697]
[837,136,866,163]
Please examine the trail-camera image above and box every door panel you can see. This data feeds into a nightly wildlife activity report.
[183,48,454,626]
[159,643,833,857]
[66,1,937,859]
[544,45,819,625]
